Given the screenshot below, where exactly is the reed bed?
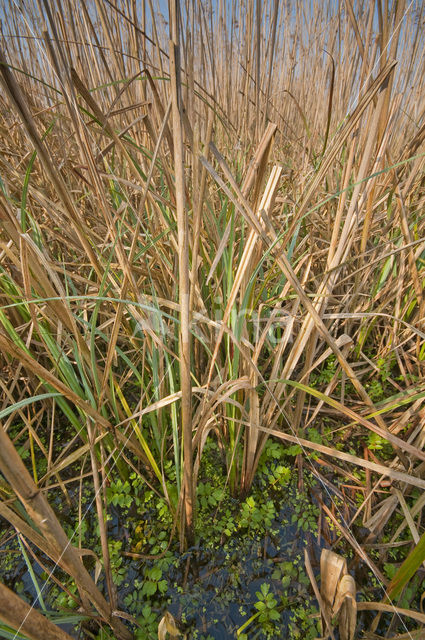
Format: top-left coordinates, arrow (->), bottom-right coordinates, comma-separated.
0,0 -> 424,638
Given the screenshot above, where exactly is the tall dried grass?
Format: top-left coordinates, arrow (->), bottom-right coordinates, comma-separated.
0,0 -> 424,637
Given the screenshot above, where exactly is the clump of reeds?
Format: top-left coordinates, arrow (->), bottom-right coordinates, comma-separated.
0,0 -> 424,638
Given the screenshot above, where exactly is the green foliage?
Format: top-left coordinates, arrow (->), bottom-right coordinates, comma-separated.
258,440 -> 291,488
384,562 -> 397,581
272,560 -> 299,588
367,432 -> 389,452
239,496 -> 276,531
108,540 -> 126,586
197,482 -> 225,510
141,565 -> 168,597
285,444 -> 302,457
238,555 -> 319,639
1,435 -> 323,639
311,355 -> 337,386
254,583 -> 281,635
291,494 -> 319,533
288,604 -> 320,640
107,478 -> 133,509
134,605 -> 158,640
366,379 -> 385,401
0,2 -> 424,639
55,583 -> 79,610
387,528 -> 425,603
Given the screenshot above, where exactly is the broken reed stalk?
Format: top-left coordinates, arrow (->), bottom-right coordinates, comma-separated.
169,0 -> 194,547
0,425 -> 132,640
0,581 -> 74,640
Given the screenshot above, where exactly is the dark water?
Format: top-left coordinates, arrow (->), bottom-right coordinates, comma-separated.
0,460 -> 391,640
0,483 -> 324,639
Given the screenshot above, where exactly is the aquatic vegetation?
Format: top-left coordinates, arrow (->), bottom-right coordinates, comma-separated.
0,0 -> 425,637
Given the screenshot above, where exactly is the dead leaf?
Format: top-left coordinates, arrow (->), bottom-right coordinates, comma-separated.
95,558 -> 102,585
335,574 -> 357,640
320,549 -> 357,640
158,611 -> 182,639
320,548 -> 347,613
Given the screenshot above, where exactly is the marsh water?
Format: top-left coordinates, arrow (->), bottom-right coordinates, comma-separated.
0,457 -> 381,639
1,481 -> 325,639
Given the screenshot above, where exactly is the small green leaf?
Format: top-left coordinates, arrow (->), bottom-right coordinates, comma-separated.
142,581 -> 157,596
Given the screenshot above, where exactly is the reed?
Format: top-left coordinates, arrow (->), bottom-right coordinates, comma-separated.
0,0 -> 424,637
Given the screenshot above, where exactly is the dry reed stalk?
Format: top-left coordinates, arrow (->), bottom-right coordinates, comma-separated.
201,133 -> 411,464
87,420 -> 116,609
0,47 -> 103,279
0,501 -> 76,576
267,62 -> 405,449
0,425 -> 132,640
169,0 -> 193,545
241,165 -> 283,490
0,2 -> 425,634
0,581 -> 74,640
